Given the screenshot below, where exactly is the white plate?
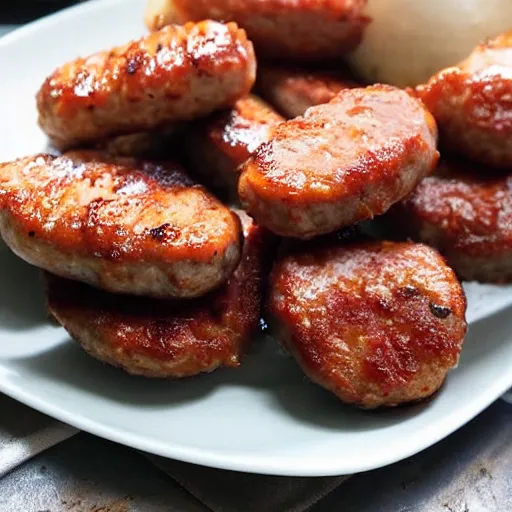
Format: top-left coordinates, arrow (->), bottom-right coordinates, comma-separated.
1,0 -> 512,477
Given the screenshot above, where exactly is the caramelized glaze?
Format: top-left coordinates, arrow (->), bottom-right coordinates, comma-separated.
0,152 -> 242,297
239,85 -> 438,238
269,240 -> 467,407
37,21 -> 256,149
417,32 -> 512,169
46,213 -> 272,377
164,0 -> 369,62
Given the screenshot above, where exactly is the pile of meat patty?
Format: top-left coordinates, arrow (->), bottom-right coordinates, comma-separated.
1,0 -> 511,409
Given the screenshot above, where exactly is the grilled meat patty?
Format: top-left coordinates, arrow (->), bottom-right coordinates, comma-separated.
0,152 -> 242,298
239,85 -> 439,239
182,95 -> 284,201
45,212 -> 270,378
417,32 -> 512,170
388,159 -> 512,283
145,0 -> 369,62
257,65 -> 357,118
37,21 -> 256,149
269,240 -> 467,408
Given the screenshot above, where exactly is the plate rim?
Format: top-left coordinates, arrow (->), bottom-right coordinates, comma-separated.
1,352 -> 511,476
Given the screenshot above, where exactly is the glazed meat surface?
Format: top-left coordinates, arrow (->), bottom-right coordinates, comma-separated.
0,152 -> 242,298
239,85 -> 439,239
257,65 -> 357,118
45,213 -> 270,378
417,32 -> 512,170
37,21 -> 256,149
145,0 -> 369,62
269,240 -> 467,408
183,95 -> 284,201
388,160 -> 512,283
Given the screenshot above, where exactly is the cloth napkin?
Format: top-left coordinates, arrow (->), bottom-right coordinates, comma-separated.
0,394 -> 77,478
0,393 -> 347,512
148,455 -> 348,512
502,390 -> 512,404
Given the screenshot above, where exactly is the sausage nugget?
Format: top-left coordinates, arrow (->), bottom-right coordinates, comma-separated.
45,213 -> 270,378
97,125 -> 179,159
257,65 -> 357,118
37,21 -> 256,150
0,152 -> 242,298
239,85 -> 439,239
269,240 -> 467,408
182,95 -> 284,201
389,160 -> 512,283
417,32 -> 512,170
145,0 -> 369,62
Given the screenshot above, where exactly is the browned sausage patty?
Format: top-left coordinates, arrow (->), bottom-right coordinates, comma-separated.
37,21 -> 256,150
257,65 -> 357,118
388,160 -> 512,283
239,85 -> 439,239
0,152 -> 242,298
97,125 -> 179,159
45,213 -> 270,378
182,95 -> 284,201
268,240 -> 467,408
417,32 -> 512,170
146,0 -> 369,62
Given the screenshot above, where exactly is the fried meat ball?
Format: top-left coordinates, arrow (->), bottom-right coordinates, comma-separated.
145,0 -> 369,62
417,32 -> 512,170
0,152 -> 242,298
257,65 -> 357,118
45,212 -> 270,378
37,21 -> 256,149
389,159 -> 512,283
268,240 -> 467,408
239,85 -> 439,239
182,95 -> 284,201
96,126 -> 179,159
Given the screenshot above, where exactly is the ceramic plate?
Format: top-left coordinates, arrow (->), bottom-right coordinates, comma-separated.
0,0 -> 511,476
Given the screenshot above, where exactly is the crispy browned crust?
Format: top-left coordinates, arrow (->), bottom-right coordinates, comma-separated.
0,152 -> 242,298
37,21 -> 256,150
148,0 -> 369,62
238,85 -> 439,239
45,213 -> 271,378
183,95 -> 284,201
388,160 -> 512,283
268,240 -> 467,408
417,32 -> 512,170
257,65 -> 357,118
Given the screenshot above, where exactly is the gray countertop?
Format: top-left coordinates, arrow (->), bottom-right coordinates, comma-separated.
1,14 -> 511,512
0,400 -> 510,511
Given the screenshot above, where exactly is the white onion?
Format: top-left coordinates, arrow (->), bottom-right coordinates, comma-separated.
348,0 -> 512,87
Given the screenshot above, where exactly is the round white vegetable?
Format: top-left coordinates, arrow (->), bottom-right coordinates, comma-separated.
348,0 -> 512,87
145,0 -> 176,31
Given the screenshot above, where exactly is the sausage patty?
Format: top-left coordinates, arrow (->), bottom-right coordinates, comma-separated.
268,240 -> 467,408
0,152 -> 242,298
145,0 -> 369,62
417,32 -> 512,170
37,21 -> 256,150
257,65 -> 357,118
97,125 -> 179,159
182,95 -> 284,201
45,213 -> 270,378
238,85 -> 439,239
388,160 -> 512,283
